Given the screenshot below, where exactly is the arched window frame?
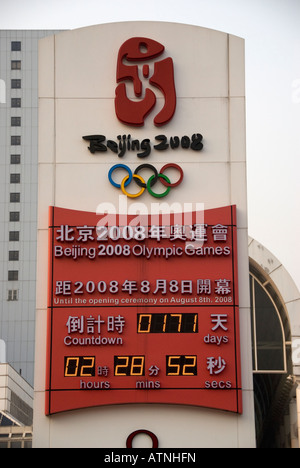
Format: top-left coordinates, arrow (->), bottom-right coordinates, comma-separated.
250,272 -> 288,374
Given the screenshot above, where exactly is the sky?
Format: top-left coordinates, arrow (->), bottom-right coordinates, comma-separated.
0,0 -> 299,290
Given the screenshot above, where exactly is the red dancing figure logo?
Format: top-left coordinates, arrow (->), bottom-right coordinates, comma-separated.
115,37 -> 176,127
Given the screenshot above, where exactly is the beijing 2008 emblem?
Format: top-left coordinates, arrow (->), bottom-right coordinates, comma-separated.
115,37 -> 177,127
82,36 -> 204,198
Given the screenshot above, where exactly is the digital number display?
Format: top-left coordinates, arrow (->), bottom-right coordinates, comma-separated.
47,206 -> 242,415
114,355 -> 197,377
166,355 -> 197,376
64,356 -> 95,377
114,355 -> 145,376
137,313 -> 198,333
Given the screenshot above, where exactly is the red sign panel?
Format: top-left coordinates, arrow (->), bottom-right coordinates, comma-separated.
46,205 -> 242,415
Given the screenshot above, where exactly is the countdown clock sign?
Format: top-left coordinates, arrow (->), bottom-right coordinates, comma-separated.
45,204 -> 242,415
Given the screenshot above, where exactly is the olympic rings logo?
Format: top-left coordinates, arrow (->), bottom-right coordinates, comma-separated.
108,163 -> 184,198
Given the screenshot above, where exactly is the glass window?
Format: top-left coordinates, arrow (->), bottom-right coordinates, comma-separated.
9,212 -> 20,222
11,117 -> 21,126
11,41 -> 21,51
10,193 -> 20,202
11,98 -> 21,107
11,136 -> 21,145
9,231 -> 20,241
8,270 -> 19,281
9,251 -> 19,261
11,79 -> 21,89
10,173 -> 20,183
10,155 -> 21,164
11,441 -> 22,448
11,60 -> 21,70
250,274 -> 285,372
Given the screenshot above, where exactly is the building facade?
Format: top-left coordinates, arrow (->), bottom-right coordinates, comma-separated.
0,31 -> 60,385
0,362 -> 33,448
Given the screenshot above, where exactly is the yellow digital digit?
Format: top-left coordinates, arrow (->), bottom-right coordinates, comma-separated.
167,356 -> 181,375
193,314 -> 198,333
182,356 -> 197,375
170,314 -> 182,332
65,357 -> 79,377
138,314 -> 151,333
115,356 -> 129,375
162,314 -> 167,332
130,356 -> 145,376
80,356 -> 95,377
